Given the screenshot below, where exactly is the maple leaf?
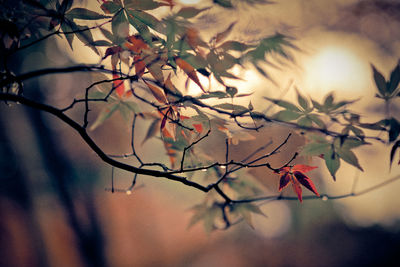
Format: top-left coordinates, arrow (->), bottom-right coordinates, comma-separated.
277,164 -> 319,203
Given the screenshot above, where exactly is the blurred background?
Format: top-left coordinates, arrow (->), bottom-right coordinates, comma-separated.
1,0 -> 400,266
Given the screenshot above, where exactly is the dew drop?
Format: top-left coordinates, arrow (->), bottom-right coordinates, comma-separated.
321,195 -> 328,201
126,190 -> 132,195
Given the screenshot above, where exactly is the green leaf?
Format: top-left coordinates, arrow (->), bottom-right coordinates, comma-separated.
101,1 -> 121,14
296,89 -> 309,111
90,103 -> 119,130
91,72 -> 113,92
213,103 -> 249,114
100,27 -> 115,42
337,148 -> 363,171
142,119 -> 160,144
60,0 -> 73,14
372,64 -> 387,97
203,205 -> 220,233
390,140 -> 400,168
274,110 -> 302,121
124,0 -> 166,10
120,101 -> 140,114
118,102 -> 131,122
311,99 -> 323,112
300,142 -> 330,157
308,114 -> 325,128
176,7 -> 210,18
297,116 -> 312,127
388,62 -> 400,94
112,10 -> 129,44
213,0 -> 234,8
187,204 -> 207,229
388,118 -> 400,142
323,93 -> 334,108
218,41 -> 253,52
126,9 -> 152,44
67,20 -> 99,55
60,23 -> 74,49
196,91 -> 229,99
338,137 -> 365,150
127,9 -> 161,30
67,8 -> 109,20
88,90 -> 107,99
264,97 -> 300,112
90,40 -> 113,46
226,86 -> 238,97
324,149 -> 340,181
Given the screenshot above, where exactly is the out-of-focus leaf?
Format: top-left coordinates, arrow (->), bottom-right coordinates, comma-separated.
142,119 -> 160,144
88,90 -> 107,99
214,22 -> 236,43
67,8 -> 109,20
296,89 -> 309,111
297,116 -> 312,127
187,204 -> 208,229
372,64 -> 388,97
213,103 -> 249,115
203,205 -> 220,233
196,91 -> 228,99
323,93 -> 334,108
264,97 -> 300,112
226,86 -> 238,97
90,72 -> 113,92
90,40 -> 113,46
274,110 -> 301,121
218,41 -> 253,51
388,62 -> 400,94
125,0 -> 168,10
121,101 -> 140,113
390,140 -> 400,168
90,103 -> 119,130
388,118 -> 400,142
213,0 -> 234,8
176,7 -> 210,18
308,114 -> 325,128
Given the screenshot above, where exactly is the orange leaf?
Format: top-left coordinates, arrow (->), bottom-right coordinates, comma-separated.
134,55 -> 145,77
215,22 -> 236,44
292,164 -> 317,173
291,178 -> 303,203
112,73 -> 125,97
143,80 -> 168,103
193,123 -> 203,133
125,35 -> 148,54
175,57 -> 205,92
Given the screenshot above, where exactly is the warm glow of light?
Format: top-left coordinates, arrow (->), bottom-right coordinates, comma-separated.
179,0 -> 202,4
303,46 -> 370,97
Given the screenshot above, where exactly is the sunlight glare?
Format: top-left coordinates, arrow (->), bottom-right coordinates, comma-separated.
178,0 -> 202,4
303,46 -> 369,97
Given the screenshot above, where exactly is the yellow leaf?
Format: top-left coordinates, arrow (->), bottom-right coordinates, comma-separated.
143,80 -> 168,104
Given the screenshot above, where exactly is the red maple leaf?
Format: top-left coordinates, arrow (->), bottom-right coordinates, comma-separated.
278,164 -> 320,203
